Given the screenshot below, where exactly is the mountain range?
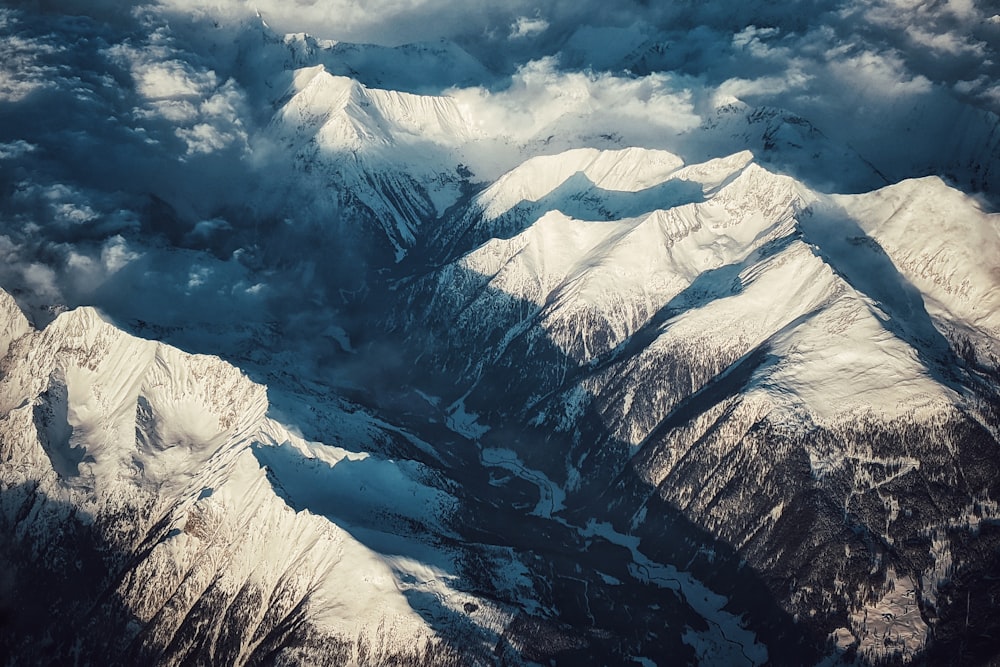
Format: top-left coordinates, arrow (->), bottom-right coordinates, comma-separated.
1,4 -> 1000,665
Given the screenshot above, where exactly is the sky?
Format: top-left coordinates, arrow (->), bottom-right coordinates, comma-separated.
0,0 -> 998,367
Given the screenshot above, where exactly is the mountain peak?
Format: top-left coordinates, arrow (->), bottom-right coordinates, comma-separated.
477,147 -> 686,221
0,289 -> 30,361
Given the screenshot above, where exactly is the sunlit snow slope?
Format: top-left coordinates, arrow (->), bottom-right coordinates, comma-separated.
0,289 -> 522,664
394,148 -> 1000,665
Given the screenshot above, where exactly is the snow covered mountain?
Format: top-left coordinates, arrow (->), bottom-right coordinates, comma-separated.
2,4 -> 1000,666
0,286 -> 780,665
262,64 -> 477,263
389,148 -> 1000,664
0,289 -> 505,664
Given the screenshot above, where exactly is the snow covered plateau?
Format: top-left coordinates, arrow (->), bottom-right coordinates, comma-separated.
2,2 -> 1000,665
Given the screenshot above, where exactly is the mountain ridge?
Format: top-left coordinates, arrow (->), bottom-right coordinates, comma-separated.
3,7 -> 1000,664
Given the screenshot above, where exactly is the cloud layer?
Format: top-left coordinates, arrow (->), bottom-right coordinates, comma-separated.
147,0 -> 1000,111
0,0 -> 997,375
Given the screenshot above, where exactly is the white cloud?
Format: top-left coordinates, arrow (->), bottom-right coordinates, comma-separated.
0,234 -> 18,257
0,140 -> 36,160
133,59 -> 217,99
176,121 -> 245,156
101,236 -> 141,274
22,263 -> 60,300
840,0 -> 999,80
731,25 -> 783,56
453,57 -> 697,133
445,58 -> 700,178
54,201 -> 99,225
64,250 -> 104,294
904,25 -> 986,57
714,71 -> 809,103
0,23 -> 62,102
944,0 -> 977,21
104,38 -> 249,157
189,218 -> 232,237
186,265 -> 211,290
827,49 -> 933,98
159,0 -> 495,45
509,16 -> 549,40
142,99 -> 199,123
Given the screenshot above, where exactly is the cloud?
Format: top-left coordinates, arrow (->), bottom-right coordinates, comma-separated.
0,0 -> 997,354
106,41 -> 249,157
509,16 -> 549,40
447,58 -> 700,177
905,24 -> 986,57
0,140 -> 36,160
158,0 -> 497,46
0,10 -> 64,102
101,236 -> 142,274
832,0 -> 1000,103
129,0 -> 1000,150
131,58 -> 217,99
175,120 -> 244,156
0,7 -> 252,321
22,263 -> 60,301
827,48 -> 934,98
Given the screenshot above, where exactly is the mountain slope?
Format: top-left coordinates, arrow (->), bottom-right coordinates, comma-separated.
0,293 -> 513,665
261,65 -> 476,262
2,8 -> 1000,664
390,149 -> 1000,664
0,286 -> 807,665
